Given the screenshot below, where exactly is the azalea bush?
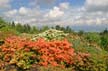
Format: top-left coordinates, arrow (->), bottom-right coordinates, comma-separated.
0,36 -> 76,70
32,29 -> 68,41
0,36 -> 107,71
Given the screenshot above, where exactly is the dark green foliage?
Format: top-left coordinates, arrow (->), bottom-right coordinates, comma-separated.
54,25 -> 73,33
100,34 -> 108,51
100,28 -> 108,51
64,26 -> 72,33
84,33 -> 101,44
15,23 -> 24,33
78,30 -> 84,36
55,25 -> 61,30
100,28 -> 108,35
0,18 -> 6,29
30,26 -> 39,34
40,26 -> 49,32
103,28 -> 108,34
11,21 -> 15,27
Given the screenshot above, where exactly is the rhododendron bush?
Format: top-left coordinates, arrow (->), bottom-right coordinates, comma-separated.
0,36 -> 96,70
0,36 -> 75,67
32,29 -> 68,41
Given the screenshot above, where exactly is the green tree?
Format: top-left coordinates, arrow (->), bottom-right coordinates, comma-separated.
23,24 -> 32,33
0,17 -> 6,29
60,27 -> 65,31
40,26 -> 49,32
55,25 -> 61,30
78,30 -> 84,36
100,34 -> 108,51
11,21 -> 15,27
15,23 -> 24,33
103,28 -> 108,34
84,33 -> 101,44
100,28 -> 108,35
31,26 -> 38,33
65,26 -> 72,33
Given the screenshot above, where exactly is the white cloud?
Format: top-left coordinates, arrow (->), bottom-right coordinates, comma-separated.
19,7 -> 28,15
0,0 -> 11,9
59,2 -> 69,10
45,6 -> 64,18
81,0 -> 108,26
4,9 -> 17,17
44,2 -> 69,18
4,7 -> 28,17
86,0 -> 108,6
3,6 -> 44,25
4,7 -> 29,17
85,0 -> 108,12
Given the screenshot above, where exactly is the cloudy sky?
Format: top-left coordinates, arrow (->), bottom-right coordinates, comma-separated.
0,0 -> 108,31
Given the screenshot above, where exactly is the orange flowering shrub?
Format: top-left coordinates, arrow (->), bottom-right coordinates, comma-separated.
0,36 -> 75,66
0,36 -> 91,70
32,39 -> 75,67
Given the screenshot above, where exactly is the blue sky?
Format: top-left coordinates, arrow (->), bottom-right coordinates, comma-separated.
11,0 -> 85,9
11,0 -> 30,9
0,0 -> 108,31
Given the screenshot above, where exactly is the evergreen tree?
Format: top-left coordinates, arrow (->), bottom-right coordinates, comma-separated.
11,21 -> 15,27
40,26 -> 49,32
0,17 -> 6,29
78,30 -> 84,36
101,35 -> 108,51
100,28 -> 108,35
16,23 -> 24,33
23,24 -> 31,33
31,26 -> 38,33
55,25 -> 61,30
103,28 -> 108,34
65,26 -> 72,33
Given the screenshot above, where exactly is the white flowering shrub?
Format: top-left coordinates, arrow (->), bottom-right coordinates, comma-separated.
32,29 -> 68,40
